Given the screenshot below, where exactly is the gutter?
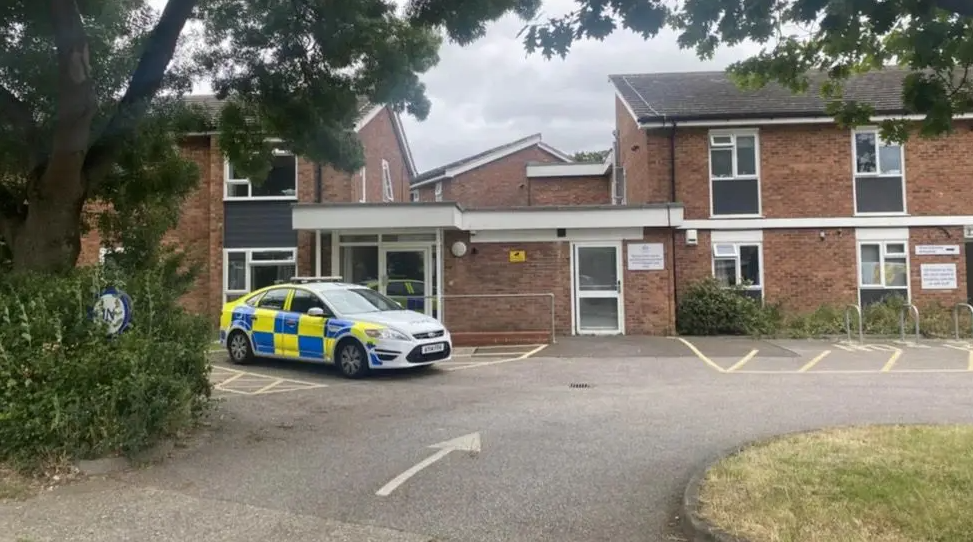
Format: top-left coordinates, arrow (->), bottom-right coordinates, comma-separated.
666,120 -> 680,329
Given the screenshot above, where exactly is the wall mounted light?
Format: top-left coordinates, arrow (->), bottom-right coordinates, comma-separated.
451,241 -> 468,258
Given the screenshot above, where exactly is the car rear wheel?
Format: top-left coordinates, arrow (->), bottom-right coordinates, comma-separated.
337,339 -> 369,379
227,331 -> 254,365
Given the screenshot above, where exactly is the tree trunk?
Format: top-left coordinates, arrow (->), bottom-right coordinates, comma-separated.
9,174 -> 85,274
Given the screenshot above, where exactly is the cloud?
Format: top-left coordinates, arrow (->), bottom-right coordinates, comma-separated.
400,2 -> 764,171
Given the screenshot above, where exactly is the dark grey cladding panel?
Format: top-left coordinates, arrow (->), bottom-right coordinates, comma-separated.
223,201 -> 297,248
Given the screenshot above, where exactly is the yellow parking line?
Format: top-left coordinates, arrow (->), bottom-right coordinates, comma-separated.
944,344 -> 970,352
726,350 -> 758,372
442,344 -> 548,372
672,337 -> 725,373
799,350 -> 831,373
210,365 -> 329,388
968,350 -> 973,372
254,379 -> 284,394
881,348 -> 902,372
735,368 -> 973,374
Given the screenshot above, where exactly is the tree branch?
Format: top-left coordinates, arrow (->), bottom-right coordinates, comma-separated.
934,0 -> 973,18
82,0 -> 199,188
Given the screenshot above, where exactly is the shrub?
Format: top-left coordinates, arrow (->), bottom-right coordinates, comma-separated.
676,279 -> 777,336
0,262 -> 212,468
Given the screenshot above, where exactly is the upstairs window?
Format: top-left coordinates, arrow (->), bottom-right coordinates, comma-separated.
225,151 -> 298,200
359,166 -> 367,203
853,129 -> 905,214
434,181 -> 443,202
382,159 -> 394,202
709,130 -> 760,216
410,189 -> 419,202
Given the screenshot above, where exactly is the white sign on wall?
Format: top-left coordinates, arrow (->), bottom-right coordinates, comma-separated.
627,243 -> 665,271
920,263 -> 958,290
915,245 -> 960,256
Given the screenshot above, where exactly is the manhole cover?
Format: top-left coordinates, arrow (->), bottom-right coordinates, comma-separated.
569,383 -> 592,389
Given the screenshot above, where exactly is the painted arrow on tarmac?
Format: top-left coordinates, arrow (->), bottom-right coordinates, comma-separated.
375,432 -> 481,497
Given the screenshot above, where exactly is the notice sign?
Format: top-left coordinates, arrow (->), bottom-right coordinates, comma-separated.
920,263 -> 957,289
508,250 -> 526,263
627,243 -> 665,271
915,244 -> 960,256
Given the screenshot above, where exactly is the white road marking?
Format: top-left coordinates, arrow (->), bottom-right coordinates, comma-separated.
376,432 -> 481,497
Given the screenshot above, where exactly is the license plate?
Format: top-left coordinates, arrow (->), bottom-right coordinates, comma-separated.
421,343 -> 445,354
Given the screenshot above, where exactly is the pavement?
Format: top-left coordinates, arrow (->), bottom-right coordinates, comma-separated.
4,336 -> 973,542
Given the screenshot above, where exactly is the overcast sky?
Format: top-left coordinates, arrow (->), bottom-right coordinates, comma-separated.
156,0 -> 762,173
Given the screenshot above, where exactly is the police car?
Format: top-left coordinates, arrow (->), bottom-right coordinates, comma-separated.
218,276 -> 452,378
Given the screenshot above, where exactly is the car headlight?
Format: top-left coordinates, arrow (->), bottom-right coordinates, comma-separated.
365,327 -> 410,341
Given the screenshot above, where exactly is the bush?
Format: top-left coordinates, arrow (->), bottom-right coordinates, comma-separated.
0,262 -> 212,467
676,279 -> 778,336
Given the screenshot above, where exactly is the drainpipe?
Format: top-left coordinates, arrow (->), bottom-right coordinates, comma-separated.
313,162 -> 323,274
667,121 -> 680,322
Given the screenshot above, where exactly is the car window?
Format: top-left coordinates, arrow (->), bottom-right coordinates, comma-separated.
290,289 -> 330,315
244,292 -> 264,306
411,281 -> 425,296
256,288 -> 290,310
322,288 -> 401,314
386,281 -> 409,296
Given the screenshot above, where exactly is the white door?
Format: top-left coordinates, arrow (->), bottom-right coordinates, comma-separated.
573,242 -> 624,334
380,246 -> 432,315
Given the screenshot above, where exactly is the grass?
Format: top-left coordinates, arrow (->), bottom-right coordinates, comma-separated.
0,467 -> 33,501
698,425 -> 973,542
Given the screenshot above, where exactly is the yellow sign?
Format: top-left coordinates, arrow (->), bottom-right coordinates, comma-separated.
509,250 -> 526,263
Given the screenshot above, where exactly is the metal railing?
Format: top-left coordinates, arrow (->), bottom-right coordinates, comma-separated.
954,303 -> 973,341
844,304 -> 863,343
389,292 -> 557,344
899,303 -> 920,343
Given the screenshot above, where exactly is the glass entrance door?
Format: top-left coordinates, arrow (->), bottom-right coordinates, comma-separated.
573,242 -> 623,334
381,247 -> 432,315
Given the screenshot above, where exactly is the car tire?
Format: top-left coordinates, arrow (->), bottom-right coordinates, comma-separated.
226,330 -> 254,365
336,338 -> 369,379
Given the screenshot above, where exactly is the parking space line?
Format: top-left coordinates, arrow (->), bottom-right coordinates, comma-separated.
799,350 -> 831,372
881,348 -> 902,372
210,365 -> 330,388
726,350 -> 758,372
442,344 -> 548,372
672,337 -> 726,373
736,368 -> 973,375
968,350 -> 973,372
254,379 -> 284,394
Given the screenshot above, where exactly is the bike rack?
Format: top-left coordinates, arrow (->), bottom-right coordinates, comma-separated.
954,303 -> 973,341
900,304 -> 920,344
844,304 -> 863,343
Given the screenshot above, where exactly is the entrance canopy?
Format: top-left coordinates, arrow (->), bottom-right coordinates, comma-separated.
291,202 -> 684,231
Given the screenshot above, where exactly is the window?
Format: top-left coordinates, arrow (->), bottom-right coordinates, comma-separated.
224,152 -> 298,200
434,182 -> 443,202
712,242 -> 762,301
99,246 -> 124,270
360,166 -> 367,203
256,288 -> 290,310
410,189 -> 419,202
289,289 -> 329,315
382,159 -> 394,202
858,241 -> 909,305
853,129 -> 905,214
709,130 -> 760,216
223,249 -> 297,303
321,288 -> 401,314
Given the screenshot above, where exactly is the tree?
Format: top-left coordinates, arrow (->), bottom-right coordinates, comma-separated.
1,0 -> 441,273
572,150 -> 610,162
410,0 -> 973,143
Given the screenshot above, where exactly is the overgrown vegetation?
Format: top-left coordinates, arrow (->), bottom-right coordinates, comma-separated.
0,262 -> 212,468
676,278 -> 965,339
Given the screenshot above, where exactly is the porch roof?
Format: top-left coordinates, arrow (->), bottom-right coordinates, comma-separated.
292,202 -> 684,231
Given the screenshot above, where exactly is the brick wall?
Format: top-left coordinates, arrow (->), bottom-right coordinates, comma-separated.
616,97 -> 671,205
909,227 -> 967,307
529,176 -> 611,205
415,144 -> 566,207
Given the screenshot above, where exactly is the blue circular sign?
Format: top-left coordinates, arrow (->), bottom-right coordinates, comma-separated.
91,286 -> 133,335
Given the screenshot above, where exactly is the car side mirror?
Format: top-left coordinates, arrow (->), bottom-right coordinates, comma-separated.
307,307 -> 325,317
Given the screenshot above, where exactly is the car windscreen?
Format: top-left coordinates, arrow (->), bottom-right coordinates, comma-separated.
321,288 -> 401,314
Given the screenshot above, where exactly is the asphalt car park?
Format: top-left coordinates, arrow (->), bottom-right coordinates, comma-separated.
9,336 -> 973,542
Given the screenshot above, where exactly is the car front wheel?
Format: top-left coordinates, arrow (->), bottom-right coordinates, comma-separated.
337,339 -> 369,379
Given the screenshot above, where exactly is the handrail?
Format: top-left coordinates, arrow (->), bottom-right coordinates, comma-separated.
954,303 -> 973,341
900,303 -> 920,343
844,304 -> 863,343
396,293 -> 557,344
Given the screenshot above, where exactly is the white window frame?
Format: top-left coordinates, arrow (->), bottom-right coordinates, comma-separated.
360,166 -> 367,203
434,181 -> 443,202
410,189 -> 419,202
382,159 -> 394,202
223,150 -> 299,201
851,127 -> 907,216
708,129 -> 761,218
99,246 -> 124,264
711,242 -> 764,295
222,248 -> 298,304
856,238 -> 910,301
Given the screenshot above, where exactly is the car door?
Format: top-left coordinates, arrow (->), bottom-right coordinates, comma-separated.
251,287 -> 292,356
288,288 -> 332,360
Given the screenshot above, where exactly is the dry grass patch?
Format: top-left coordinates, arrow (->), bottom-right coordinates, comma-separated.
0,467 -> 34,501
699,425 -> 973,542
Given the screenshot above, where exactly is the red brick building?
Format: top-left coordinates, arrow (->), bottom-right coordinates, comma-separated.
84,67 -> 973,343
